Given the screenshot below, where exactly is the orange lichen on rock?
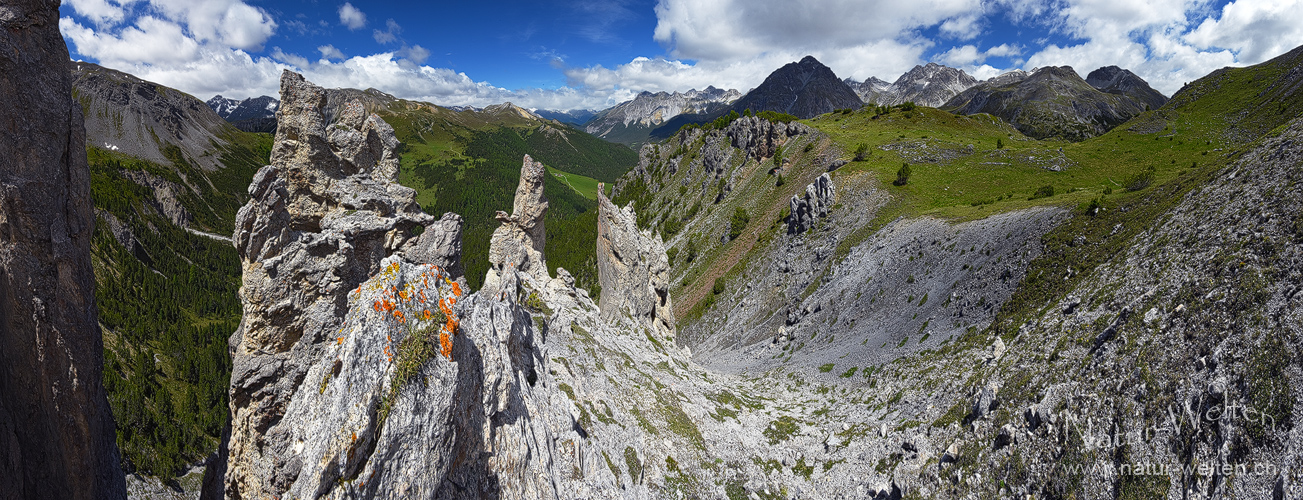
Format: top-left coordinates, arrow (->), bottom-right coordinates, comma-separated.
439,331 -> 452,359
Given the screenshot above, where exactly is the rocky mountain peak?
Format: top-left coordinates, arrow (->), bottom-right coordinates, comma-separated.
985,69 -> 1029,87
728,55 -> 863,118
1086,65 -> 1168,110
596,187 -> 676,340
1032,65 -> 1080,79
877,62 -> 979,107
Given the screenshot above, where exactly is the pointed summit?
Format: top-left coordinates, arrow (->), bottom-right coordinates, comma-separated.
1086,66 -> 1168,110
729,55 -> 863,118
877,63 -> 978,107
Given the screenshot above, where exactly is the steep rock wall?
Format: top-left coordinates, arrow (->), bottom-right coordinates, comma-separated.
596,187 -> 676,340
0,0 -> 126,497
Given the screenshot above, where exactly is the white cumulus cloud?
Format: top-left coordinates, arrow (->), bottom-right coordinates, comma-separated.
317,45 -> 346,61
64,0 -> 129,27
58,0 -> 1303,112
1185,0 -> 1303,63
338,2 -> 367,30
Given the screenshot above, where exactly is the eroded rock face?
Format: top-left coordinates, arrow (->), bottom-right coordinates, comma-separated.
483,155 -> 550,292
596,187 -> 676,340
273,257 -> 561,499
225,71 -> 461,498
788,173 -> 835,234
0,1 -> 126,497
225,118 -> 619,497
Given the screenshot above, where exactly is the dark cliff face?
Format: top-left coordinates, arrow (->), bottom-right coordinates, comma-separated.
0,0 -> 126,498
730,56 -> 864,118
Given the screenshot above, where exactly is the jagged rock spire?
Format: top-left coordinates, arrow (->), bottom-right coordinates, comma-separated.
484,154 -> 550,293
595,185 -> 676,339
224,70 -> 463,498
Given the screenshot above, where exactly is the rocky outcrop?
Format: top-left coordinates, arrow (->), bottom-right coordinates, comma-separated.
224,71 -> 458,498
730,56 -> 864,118
788,173 -> 835,234
405,212 -> 466,278
482,155 -> 550,292
596,187 -> 676,340
0,0 -> 126,497
121,169 -> 193,227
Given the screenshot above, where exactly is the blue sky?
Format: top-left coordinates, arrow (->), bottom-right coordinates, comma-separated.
59,0 -> 1303,111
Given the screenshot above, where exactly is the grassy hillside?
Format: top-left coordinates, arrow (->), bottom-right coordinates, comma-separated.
381,102 -> 637,291
548,166 -> 602,200
616,43 -> 1303,328
90,131 -> 270,478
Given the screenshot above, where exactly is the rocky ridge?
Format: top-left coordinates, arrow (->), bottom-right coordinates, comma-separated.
943,65 -> 1158,140
222,71 -> 719,499
0,0 -> 126,497
73,62 -> 232,170
584,87 -> 741,146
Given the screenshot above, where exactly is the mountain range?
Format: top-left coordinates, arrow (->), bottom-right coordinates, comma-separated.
205,94 -> 279,133
859,62 -> 981,107
943,65 -> 1167,140
582,86 -> 741,148
9,4 -> 1303,497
